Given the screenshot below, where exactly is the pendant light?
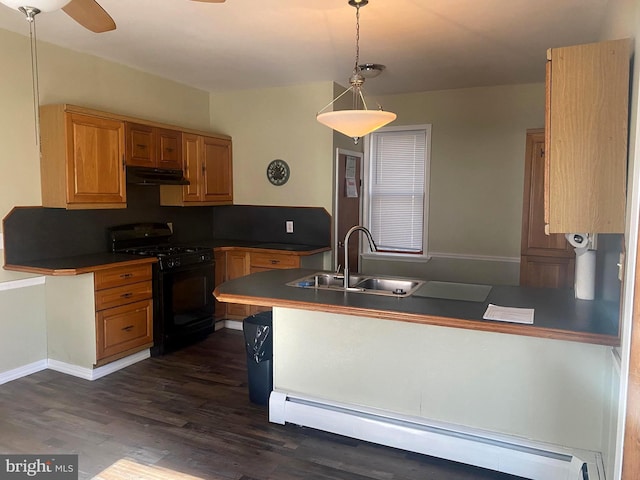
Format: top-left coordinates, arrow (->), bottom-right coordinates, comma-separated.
316,0 -> 396,144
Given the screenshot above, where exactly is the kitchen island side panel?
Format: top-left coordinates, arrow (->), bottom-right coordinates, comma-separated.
273,307 -> 610,452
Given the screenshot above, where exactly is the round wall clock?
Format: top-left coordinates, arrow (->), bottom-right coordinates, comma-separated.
266,159 -> 290,186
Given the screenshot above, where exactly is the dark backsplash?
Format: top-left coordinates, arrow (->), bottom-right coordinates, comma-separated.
3,185 -> 331,264
212,205 -> 330,246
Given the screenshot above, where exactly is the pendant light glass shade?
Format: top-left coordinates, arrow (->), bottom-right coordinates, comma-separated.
316,0 -> 396,144
0,0 -> 69,11
317,110 -> 396,139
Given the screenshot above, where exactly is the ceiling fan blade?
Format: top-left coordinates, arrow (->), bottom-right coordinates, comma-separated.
61,0 -> 115,33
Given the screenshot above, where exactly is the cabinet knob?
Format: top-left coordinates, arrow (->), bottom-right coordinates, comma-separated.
121,292 -> 133,298
120,273 -> 133,279
121,325 -> 134,332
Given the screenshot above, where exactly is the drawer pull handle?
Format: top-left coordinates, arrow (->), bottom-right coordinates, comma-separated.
136,144 -> 147,148
166,148 -> 173,153
121,292 -> 133,298
122,325 -> 134,332
270,260 -> 279,264
120,273 -> 133,279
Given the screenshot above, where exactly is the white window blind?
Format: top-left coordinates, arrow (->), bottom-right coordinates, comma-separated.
369,129 -> 427,253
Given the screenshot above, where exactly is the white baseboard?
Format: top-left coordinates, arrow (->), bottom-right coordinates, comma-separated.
48,350 -> 150,381
0,350 -> 152,386
223,319 -> 243,331
0,360 -> 48,385
270,390 -> 603,480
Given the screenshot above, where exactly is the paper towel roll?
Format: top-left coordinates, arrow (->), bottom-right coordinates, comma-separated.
574,249 -> 596,300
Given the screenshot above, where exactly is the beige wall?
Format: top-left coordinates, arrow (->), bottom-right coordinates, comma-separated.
209,82 -> 335,212
209,81 -> 544,284
376,83 -> 545,258
274,307 -> 611,452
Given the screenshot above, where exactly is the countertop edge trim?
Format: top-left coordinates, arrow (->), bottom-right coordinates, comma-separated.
4,257 -> 157,276
214,291 -> 620,347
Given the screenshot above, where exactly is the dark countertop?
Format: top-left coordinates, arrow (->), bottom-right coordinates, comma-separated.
214,268 -> 620,347
4,253 -> 157,276
2,241 -> 328,276
201,239 -> 331,254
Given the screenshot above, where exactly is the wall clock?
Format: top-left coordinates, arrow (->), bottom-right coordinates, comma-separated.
266,159 -> 290,186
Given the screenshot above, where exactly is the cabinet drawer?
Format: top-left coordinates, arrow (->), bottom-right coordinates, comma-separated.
95,264 -> 152,290
96,300 -> 153,360
250,252 -> 299,269
95,281 -> 152,311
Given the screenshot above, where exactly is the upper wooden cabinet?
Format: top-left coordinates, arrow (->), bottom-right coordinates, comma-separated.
39,104 -> 232,210
125,122 -> 182,170
160,133 -> 233,206
40,104 -> 126,209
545,39 -> 631,233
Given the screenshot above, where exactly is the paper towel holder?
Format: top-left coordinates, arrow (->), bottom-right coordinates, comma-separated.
565,233 -> 591,250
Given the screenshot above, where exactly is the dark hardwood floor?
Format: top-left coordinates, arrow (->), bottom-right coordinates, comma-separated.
0,329 -> 527,480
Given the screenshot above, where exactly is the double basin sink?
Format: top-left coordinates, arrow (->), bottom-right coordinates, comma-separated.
287,272 -> 425,297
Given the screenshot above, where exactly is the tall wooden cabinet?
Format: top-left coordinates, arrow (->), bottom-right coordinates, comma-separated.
545,39 -> 630,233
520,129 -> 574,288
40,105 -> 126,209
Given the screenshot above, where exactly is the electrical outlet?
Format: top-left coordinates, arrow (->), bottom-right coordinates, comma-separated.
286,221 -> 294,233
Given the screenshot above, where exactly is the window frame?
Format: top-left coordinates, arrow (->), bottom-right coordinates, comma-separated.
362,124 -> 432,261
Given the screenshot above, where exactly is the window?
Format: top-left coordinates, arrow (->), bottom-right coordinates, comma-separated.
364,125 -> 430,256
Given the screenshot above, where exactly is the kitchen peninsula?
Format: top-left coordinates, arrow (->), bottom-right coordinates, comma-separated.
214,268 -> 620,480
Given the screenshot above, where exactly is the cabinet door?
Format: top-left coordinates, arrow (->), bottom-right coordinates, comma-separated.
156,128 -> 183,170
125,122 -> 155,167
214,250 -> 227,320
202,136 -> 233,203
520,256 -> 574,289
182,133 -> 202,202
66,113 -> 126,205
96,299 -> 153,361
520,130 -> 574,288
226,250 -> 249,317
545,39 -> 630,233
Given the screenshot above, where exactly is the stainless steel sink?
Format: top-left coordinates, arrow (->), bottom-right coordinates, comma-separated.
287,272 -> 424,297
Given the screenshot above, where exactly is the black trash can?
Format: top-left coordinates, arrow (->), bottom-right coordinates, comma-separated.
242,311 -> 273,405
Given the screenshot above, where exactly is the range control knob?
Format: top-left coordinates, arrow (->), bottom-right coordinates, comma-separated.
174,258 -> 181,268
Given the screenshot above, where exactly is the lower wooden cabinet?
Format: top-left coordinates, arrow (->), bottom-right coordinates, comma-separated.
94,263 -> 153,365
215,249 -> 302,319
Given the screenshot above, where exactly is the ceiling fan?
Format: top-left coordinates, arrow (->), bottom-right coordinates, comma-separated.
0,0 -> 226,33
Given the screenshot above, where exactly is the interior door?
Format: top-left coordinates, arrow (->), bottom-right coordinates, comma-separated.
334,149 -> 363,272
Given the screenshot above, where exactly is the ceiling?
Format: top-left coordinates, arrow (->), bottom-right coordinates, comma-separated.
0,0 -> 609,96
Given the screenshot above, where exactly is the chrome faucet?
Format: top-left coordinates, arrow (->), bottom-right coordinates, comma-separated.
343,225 -> 377,289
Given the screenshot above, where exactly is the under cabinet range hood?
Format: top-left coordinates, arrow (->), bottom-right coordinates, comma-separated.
126,166 -> 189,186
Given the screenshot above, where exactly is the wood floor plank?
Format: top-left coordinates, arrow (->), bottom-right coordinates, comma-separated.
0,329 -> 526,480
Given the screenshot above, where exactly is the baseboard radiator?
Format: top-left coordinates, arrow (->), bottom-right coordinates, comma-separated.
269,391 -> 603,480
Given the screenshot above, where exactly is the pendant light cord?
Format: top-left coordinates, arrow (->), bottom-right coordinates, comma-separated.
353,4 -> 360,73
21,7 -> 41,146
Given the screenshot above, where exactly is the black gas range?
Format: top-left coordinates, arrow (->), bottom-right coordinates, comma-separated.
109,223 -> 216,356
